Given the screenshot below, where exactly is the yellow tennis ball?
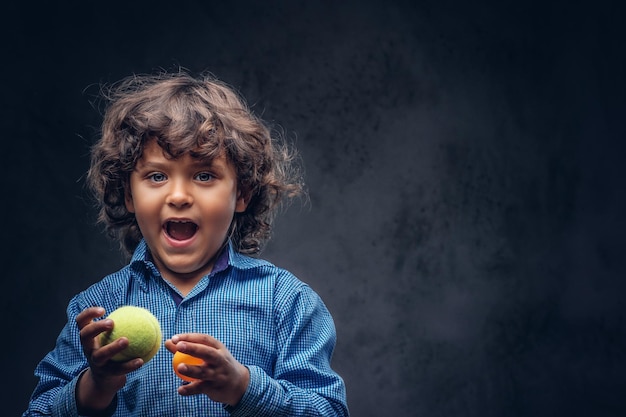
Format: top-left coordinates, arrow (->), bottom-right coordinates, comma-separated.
99,306 -> 162,363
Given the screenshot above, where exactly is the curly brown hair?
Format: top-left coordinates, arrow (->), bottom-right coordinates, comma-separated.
87,70 -> 304,256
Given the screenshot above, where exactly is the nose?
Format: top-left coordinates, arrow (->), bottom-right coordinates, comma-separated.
165,179 -> 193,208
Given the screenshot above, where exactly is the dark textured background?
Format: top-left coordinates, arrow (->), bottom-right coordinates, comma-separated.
3,1 -> 626,416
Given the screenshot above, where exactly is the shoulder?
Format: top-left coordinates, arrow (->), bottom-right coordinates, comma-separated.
229,250 -> 307,290
233,253 -> 330,310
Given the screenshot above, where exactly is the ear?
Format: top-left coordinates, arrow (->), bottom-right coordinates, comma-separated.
125,186 -> 136,213
235,188 -> 249,213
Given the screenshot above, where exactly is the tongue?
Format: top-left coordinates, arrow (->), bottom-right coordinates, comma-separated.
167,222 -> 197,241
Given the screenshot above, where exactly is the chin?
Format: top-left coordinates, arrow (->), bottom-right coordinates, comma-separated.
168,259 -> 212,275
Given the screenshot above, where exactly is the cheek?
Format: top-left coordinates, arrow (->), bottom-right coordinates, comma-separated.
129,197 -> 162,224
202,193 -> 238,222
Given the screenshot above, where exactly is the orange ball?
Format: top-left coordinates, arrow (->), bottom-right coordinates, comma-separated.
172,351 -> 204,382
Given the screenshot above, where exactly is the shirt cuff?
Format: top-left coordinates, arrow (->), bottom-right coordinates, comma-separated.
51,369 -> 117,417
50,369 -> 82,417
223,365 -> 279,417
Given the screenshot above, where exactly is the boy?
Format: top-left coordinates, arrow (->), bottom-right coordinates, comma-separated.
23,71 -> 349,416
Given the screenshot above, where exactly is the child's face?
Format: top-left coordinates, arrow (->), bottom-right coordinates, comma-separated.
125,139 -> 247,286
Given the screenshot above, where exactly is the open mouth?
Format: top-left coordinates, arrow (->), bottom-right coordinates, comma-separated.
164,220 -> 198,241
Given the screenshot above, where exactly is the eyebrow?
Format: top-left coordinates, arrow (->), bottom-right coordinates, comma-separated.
133,159 -> 169,171
134,156 -> 227,173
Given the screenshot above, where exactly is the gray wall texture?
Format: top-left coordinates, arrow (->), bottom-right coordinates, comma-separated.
3,0 -> 625,416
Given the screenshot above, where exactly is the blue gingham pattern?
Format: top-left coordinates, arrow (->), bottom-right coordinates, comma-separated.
23,240 -> 348,416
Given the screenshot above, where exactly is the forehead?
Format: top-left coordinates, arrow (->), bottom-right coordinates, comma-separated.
137,138 -> 231,169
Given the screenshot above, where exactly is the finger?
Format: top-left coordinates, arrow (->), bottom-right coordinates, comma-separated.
76,307 -> 106,329
112,358 -> 144,375
164,339 -> 177,354
80,318 -> 114,344
174,341 -> 222,365
177,380 -> 204,396
92,356 -> 144,377
91,337 -> 130,366
172,333 -> 224,349
174,361 -> 205,382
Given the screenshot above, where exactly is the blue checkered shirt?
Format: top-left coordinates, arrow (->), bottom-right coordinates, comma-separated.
23,240 -> 348,416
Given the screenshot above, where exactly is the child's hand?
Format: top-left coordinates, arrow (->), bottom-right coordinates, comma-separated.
165,333 -> 250,406
76,307 -> 144,395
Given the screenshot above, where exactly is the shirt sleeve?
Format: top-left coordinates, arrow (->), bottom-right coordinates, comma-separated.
225,281 -> 349,417
22,296 -> 116,417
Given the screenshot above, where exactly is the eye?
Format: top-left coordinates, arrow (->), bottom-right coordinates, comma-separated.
148,172 -> 167,182
195,172 -> 214,182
